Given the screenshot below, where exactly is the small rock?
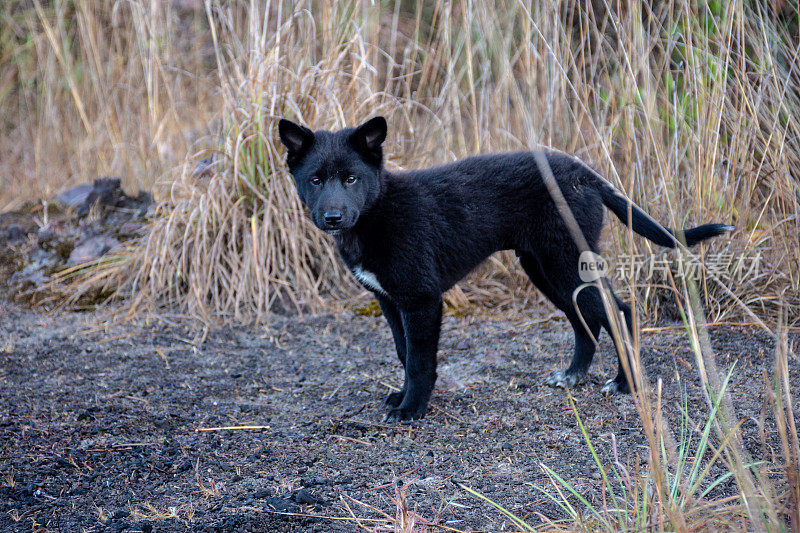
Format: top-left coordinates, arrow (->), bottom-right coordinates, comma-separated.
293,488 -> 324,505
264,496 -> 298,514
56,177 -> 124,216
56,183 -> 94,210
6,224 -> 26,243
67,236 -> 120,266
82,177 -> 123,214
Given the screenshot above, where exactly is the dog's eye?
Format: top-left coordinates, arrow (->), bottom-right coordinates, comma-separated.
310,177 -> 322,186
345,175 -> 358,185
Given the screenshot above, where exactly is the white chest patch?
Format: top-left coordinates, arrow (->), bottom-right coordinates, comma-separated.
353,265 -> 387,295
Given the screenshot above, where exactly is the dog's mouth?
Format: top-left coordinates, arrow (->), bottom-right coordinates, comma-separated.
324,225 -> 355,236
320,223 -> 355,236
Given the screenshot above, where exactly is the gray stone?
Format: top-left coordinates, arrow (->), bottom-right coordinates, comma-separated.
6,224 -> 26,243
67,236 -> 121,266
56,184 -> 94,209
55,177 -> 123,215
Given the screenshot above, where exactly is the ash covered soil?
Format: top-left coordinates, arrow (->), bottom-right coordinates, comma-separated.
0,304 -> 795,532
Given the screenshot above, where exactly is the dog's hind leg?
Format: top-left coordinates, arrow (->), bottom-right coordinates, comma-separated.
599,293 -> 635,394
519,250 -> 605,389
551,312 -> 602,388
376,295 -> 407,408
547,266 -> 636,394
561,284 -> 637,395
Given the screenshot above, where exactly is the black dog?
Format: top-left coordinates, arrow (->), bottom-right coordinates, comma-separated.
278,116 -> 731,422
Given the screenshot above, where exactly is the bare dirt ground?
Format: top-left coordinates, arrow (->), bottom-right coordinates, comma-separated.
0,301 -> 795,532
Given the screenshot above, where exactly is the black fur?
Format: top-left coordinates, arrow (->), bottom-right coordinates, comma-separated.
278,117 -> 732,422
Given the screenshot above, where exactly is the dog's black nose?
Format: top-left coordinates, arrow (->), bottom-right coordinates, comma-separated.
324,210 -> 343,225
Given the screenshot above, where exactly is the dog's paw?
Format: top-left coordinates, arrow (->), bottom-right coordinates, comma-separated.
384,391 -> 405,408
600,378 -> 630,395
384,406 -> 425,424
545,369 -> 584,389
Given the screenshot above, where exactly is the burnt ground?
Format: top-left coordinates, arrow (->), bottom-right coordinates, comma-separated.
0,303 -> 797,532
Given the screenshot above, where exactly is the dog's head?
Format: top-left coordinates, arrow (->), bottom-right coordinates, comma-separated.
278,117 -> 386,234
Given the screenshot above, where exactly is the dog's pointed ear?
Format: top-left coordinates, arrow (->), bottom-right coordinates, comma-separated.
278,119 -> 314,163
353,117 -> 387,150
349,117 -> 387,164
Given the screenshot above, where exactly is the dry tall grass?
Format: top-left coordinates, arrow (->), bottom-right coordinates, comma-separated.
4,0 -> 797,323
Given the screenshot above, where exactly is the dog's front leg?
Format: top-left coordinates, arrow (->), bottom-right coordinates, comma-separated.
385,297 -> 442,422
376,295 -> 407,408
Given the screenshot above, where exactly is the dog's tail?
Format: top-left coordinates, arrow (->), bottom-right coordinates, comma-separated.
593,175 -> 733,248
